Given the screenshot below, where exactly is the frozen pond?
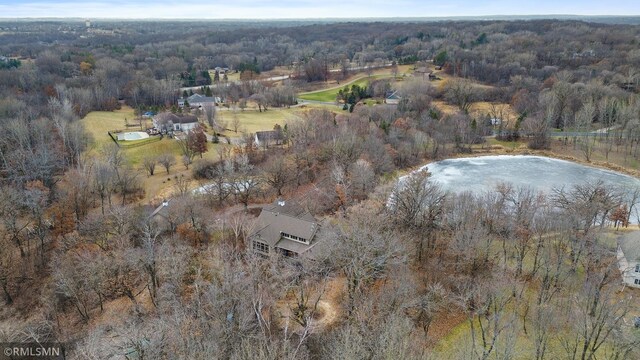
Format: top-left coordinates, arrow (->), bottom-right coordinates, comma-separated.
417,155 -> 640,195
117,131 -> 149,141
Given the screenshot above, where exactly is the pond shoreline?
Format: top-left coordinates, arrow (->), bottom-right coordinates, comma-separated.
396,146 -> 640,181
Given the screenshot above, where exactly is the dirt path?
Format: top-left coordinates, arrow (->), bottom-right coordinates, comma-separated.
275,277 -> 344,333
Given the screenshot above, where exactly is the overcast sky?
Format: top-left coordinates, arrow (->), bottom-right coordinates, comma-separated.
1,0 -> 639,19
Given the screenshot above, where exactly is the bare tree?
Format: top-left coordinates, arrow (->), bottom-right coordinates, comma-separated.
444,79 -> 476,114
261,156 -> 293,196
203,102 -> 217,128
157,153 -> 176,174
93,161 -> 116,215
349,159 -> 376,200
229,155 -> 261,209
329,206 -> 402,316
143,156 -> 157,176
390,170 -> 446,262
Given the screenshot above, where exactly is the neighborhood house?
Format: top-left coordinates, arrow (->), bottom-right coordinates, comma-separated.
385,90 -> 401,105
152,112 -> 200,133
254,130 -> 284,148
249,200 -> 320,257
178,93 -> 217,108
617,232 -> 640,288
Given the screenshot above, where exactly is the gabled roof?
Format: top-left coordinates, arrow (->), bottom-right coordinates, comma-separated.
176,114 -> 198,124
154,112 -> 198,125
255,130 -> 283,142
250,200 -> 319,253
187,94 -> 215,103
619,232 -> 640,262
386,90 -> 401,100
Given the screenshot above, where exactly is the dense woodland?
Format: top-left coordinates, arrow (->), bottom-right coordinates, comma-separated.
2,18 -> 640,359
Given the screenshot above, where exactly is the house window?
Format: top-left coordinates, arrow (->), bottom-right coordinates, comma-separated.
635,264 -> 640,273
253,241 -> 269,254
281,232 -> 307,244
635,279 -> 640,285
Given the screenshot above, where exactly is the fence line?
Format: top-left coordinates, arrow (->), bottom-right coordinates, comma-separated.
106,131 -> 161,149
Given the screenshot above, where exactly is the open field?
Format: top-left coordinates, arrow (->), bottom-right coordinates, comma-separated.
82,106 -> 139,147
217,107 -> 305,137
206,69 -> 240,83
297,64 -> 412,95
299,74 -> 400,102
432,100 -> 517,122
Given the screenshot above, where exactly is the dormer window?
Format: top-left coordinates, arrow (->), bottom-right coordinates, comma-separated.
281,232 -> 308,244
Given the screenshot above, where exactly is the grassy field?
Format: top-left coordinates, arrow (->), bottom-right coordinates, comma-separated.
82,106 -> 138,147
432,100 -> 517,122
216,107 -> 303,137
206,70 -> 240,83
298,64 -> 412,102
299,74 -> 395,102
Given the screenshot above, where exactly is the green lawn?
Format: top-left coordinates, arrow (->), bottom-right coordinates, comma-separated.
217,108 -> 301,137
82,106 -> 137,148
81,106 -> 181,166
298,74 -> 394,102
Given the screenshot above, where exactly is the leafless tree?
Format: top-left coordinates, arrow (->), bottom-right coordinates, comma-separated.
262,156 -> 293,196
157,153 -> 176,174
203,102 -> 217,128
329,206 -> 403,316
444,79 -> 476,114
349,159 -> 376,200
143,156 -> 157,176
229,155 -> 261,209
391,170 -> 446,262
93,161 -> 116,215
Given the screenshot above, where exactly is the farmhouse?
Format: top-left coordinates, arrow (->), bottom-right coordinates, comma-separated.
617,232 -> 640,288
153,112 -> 200,133
249,200 -> 320,257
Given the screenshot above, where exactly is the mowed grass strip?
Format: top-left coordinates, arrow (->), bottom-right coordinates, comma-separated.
298,74 -> 394,102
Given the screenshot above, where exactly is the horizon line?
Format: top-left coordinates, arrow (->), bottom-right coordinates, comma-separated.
0,14 -> 639,21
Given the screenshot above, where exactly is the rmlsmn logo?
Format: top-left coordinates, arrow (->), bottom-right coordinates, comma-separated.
1,343 -> 65,360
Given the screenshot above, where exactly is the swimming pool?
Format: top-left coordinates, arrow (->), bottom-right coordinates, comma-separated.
116,132 -> 150,141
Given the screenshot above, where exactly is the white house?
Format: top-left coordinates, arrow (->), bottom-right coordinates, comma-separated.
153,113 -> 200,133
617,232 -> 640,288
178,94 -> 216,108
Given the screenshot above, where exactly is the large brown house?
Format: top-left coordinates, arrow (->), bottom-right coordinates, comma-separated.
249,200 -> 320,257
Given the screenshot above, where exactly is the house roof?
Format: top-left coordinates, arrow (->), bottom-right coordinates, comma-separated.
386,91 -> 401,100
177,114 -> 198,124
250,200 -> 319,253
154,112 -> 198,125
255,130 -> 283,142
619,232 -> 640,262
187,94 -> 215,103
